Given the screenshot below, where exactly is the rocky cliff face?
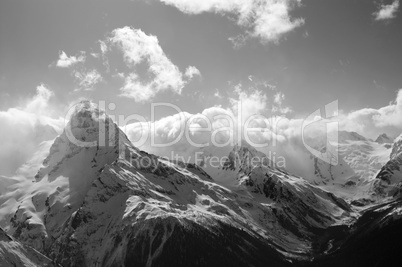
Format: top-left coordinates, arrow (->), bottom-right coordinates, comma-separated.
0,227 -> 57,267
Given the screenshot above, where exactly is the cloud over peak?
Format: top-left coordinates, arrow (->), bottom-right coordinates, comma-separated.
0,85 -> 63,176
374,0 -> 400,21
24,84 -> 54,114
156,0 -> 304,44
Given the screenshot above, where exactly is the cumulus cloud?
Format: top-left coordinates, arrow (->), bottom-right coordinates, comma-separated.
155,0 -> 304,44
50,27 -> 200,98
374,0 -> 400,21
184,66 -> 201,79
272,92 -> 292,114
0,85 -> 64,177
56,51 -> 86,68
53,50 -> 103,91
230,85 -> 268,121
106,27 -> 199,102
214,89 -> 223,99
73,69 -> 103,91
24,84 -> 55,114
229,81 -> 291,118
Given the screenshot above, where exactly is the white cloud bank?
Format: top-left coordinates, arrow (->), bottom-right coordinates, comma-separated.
123,85 -> 280,156
374,0 -> 400,21
154,0 -> 304,44
106,27 -> 201,102
0,85 -> 63,177
340,88 -> 402,138
123,88 -> 402,167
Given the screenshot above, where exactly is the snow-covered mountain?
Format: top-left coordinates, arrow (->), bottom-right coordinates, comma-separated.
196,130 -> 389,192
210,130 -> 391,202
337,132 -> 391,186
0,103 -> 354,266
291,131 -> 391,201
1,102 -> 402,266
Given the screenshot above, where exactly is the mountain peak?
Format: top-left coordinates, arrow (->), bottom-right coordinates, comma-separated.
223,141 -> 272,172
375,133 -> 393,144
12,102 -> 137,243
37,101 -> 130,181
66,101 -> 113,144
60,101 -> 135,153
69,101 -> 107,127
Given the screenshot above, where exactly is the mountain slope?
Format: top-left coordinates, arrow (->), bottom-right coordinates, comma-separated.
45,141 -> 351,266
294,131 -> 391,201
304,199 -> 402,266
0,227 -> 56,267
373,134 -> 402,197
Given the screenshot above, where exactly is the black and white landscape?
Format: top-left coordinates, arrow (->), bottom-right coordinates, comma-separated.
1,1 -> 402,266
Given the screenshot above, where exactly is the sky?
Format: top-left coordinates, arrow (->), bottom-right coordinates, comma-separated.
1,0 -> 402,176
